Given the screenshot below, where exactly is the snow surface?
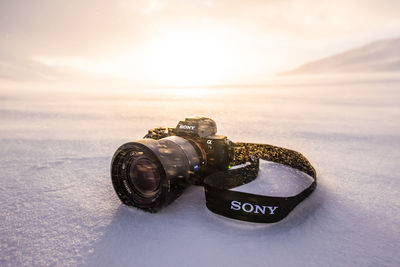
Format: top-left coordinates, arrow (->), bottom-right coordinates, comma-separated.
1,79 -> 399,266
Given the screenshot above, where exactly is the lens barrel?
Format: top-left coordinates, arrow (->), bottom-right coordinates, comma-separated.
111,136 -> 201,211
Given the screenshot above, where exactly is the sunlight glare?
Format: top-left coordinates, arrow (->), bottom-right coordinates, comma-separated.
141,32 -> 232,86
33,31 -> 236,87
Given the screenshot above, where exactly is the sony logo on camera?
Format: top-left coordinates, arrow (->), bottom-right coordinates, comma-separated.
230,200 -> 278,215
179,125 -> 196,130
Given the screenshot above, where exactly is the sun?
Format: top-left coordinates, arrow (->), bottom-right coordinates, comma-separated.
140,32 -> 233,86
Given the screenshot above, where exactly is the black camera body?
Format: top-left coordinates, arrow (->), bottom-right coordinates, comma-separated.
111,117 -> 234,212
174,117 -> 233,178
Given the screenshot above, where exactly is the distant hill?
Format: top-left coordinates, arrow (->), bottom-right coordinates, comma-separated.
282,37 -> 400,75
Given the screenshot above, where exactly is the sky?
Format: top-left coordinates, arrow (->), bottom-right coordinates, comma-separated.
0,0 -> 399,86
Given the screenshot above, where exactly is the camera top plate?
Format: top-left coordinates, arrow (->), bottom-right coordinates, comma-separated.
174,116 -> 217,138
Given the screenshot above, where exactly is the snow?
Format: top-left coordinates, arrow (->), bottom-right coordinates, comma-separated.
1,78 -> 399,266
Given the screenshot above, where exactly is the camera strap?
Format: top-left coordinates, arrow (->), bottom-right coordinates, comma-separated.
203,142 -> 317,223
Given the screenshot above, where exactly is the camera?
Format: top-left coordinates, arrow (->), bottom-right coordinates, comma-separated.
111,116 -> 317,223
111,117 -> 234,212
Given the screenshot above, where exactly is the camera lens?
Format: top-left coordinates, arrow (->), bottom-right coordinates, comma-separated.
111,136 -> 202,211
129,158 -> 160,198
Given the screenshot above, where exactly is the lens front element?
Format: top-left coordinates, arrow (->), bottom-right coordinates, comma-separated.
129,158 -> 160,198
111,137 -> 200,211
